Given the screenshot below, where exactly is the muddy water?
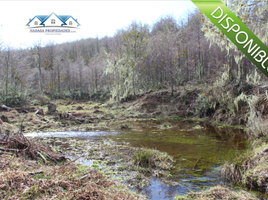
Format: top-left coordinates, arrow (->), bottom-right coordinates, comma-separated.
25,120 -> 248,200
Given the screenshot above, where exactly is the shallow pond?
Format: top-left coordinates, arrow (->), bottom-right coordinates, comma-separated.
25,119 -> 249,200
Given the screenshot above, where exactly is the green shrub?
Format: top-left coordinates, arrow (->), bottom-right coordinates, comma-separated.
0,95 -> 27,107
133,151 -> 151,167
35,95 -> 50,106
133,148 -> 173,169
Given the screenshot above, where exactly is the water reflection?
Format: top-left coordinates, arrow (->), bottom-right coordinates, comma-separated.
25,120 -> 248,200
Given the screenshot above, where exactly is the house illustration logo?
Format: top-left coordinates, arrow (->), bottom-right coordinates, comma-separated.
26,12 -> 80,28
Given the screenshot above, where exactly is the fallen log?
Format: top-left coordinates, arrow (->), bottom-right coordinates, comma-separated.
37,151 -> 47,165
1,105 -> 15,112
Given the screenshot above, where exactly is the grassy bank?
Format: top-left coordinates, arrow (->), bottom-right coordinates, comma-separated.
220,142 -> 268,196
174,185 -> 257,200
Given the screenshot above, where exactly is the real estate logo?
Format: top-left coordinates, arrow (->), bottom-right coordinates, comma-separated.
26,12 -> 80,35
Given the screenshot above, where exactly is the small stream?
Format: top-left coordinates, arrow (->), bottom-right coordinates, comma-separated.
25,120 -> 249,200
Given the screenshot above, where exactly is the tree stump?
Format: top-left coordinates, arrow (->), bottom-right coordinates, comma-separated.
48,104 -> 57,113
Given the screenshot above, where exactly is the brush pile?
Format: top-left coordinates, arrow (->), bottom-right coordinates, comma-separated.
0,127 -> 67,164
0,127 -> 146,199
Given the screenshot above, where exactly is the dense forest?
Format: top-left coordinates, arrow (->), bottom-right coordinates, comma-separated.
0,1 -> 267,105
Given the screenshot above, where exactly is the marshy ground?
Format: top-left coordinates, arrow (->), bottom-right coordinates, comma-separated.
1,83 -> 268,199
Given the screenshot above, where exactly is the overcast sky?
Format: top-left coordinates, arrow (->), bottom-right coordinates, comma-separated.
0,1 -> 195,49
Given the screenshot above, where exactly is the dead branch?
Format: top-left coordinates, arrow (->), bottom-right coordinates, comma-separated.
22,133 -> 31,150
193,157 -> 202,170
0,147 -> 18,152
11,137 -> 27,146
37,151 -> 47,165
43,152 -> 58,164
60,153 -> 87,168
76,173 -> 90,181
28,171 -> 43,175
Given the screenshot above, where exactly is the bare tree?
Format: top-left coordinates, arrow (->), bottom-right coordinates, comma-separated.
30,41 -> 44,93
2,46 -> 11,96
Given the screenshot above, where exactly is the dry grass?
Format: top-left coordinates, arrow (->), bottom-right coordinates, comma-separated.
221,150 -> 256,183
0,153 -> 146,200
221,144 -> 268,193
0,131 -> 146,199
177,185 -> 257,200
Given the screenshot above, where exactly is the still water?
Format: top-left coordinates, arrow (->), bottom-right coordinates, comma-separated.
25,120 -> 248,199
